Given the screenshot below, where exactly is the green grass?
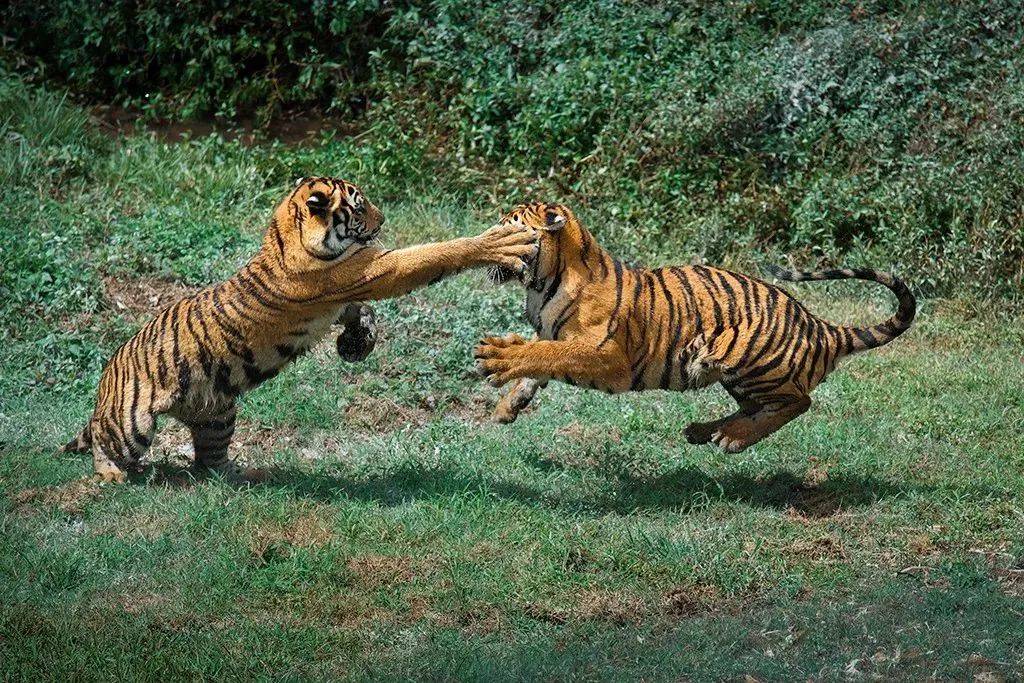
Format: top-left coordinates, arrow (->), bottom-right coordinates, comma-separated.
2,75 -> 1024,680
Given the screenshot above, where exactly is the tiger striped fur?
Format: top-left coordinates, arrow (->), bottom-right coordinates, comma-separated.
63,177 -> 538,482
476,203 -> 915,453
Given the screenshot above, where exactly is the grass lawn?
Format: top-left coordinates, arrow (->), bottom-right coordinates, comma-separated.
2,79 -> 1024,680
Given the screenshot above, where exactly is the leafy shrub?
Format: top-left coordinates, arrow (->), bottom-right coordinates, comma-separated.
5,0 -> 1024,298
6,0 -> 390,120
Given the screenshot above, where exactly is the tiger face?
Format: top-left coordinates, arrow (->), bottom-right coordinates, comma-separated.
488,202 -> 570,285
290,177 -> 385,260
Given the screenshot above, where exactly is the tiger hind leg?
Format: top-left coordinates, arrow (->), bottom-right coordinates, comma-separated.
188,404 -> 264,483
60,423 -> 92,455
684,389 -> 760,445
188,404 -> 236,469
492,378 -> 546,424
680,330 -> 758,445
710,392 -> 811,453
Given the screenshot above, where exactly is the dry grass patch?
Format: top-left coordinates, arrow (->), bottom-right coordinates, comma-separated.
663,583 -> 723,618
576,589 -> 647,625
249,507 -> 336,563
9,477 -> 102,515
346,554 -> 415,589
343,395 -> 433,432
103,275 -> 198,319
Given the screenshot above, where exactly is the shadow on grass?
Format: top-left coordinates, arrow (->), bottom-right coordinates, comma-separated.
143,459 -> 932,517
615,468 -> 910,517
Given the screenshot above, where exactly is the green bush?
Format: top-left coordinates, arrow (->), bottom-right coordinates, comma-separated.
6,0 -> 389,120
5,1 -> 1024,298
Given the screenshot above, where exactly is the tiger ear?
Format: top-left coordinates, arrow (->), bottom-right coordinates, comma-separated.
294,176 -> 307,188
544,208 -> 567,230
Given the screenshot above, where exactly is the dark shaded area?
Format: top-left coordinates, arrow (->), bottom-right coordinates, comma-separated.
616,467 -> 909,517
140,458 -> 953,518
5,0 -> 397,120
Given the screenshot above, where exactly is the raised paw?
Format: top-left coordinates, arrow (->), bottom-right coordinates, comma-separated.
477,334 -> 527,351
477,225 -> 539,275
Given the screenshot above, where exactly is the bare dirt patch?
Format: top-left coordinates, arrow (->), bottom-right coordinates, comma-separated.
343,395 -> 433,432
346,554 -> 415,589
993,568 -> 1024,598
576,589 -> 647,625
456,604 -> 503,635
521,589 -> 651,626
785,535 -> 849,563
9,477 -> 102,515
103,275 -> 198,319
663,583 -> 722,618
250,509 -> 336,563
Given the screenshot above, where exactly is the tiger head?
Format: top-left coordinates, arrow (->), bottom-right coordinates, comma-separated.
488,202 -> 574,285
275,177 -> 385,263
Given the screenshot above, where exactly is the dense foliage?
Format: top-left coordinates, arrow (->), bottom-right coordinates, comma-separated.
5,0 -> 1024,298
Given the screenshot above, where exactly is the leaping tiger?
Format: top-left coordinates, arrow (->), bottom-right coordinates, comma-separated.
476,203 -> 915,453
63,177 -> 538,482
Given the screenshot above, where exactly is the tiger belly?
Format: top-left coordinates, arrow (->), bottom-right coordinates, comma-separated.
174,310 -> 338,411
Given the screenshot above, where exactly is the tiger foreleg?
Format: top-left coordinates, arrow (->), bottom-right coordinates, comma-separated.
189,404 -> 237,470
89,410 -> 156,484
475,335 -> 630,393
188,404 -> 265,484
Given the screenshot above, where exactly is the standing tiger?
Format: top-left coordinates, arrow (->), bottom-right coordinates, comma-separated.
63,177 -> 538,483
476,203 -> 915,453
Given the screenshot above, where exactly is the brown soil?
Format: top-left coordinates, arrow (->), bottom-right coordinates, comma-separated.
663,583 -> 722,618
9,477 -> 102,515
103,275 -> 198,318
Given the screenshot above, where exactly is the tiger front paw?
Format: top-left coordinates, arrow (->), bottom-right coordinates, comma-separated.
475,225 -> 539,276
474,334 -> 528,387
93,462 -> 127,484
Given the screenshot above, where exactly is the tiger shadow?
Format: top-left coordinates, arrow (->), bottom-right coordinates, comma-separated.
608,467 -> 911,517
155,459 -> 938,518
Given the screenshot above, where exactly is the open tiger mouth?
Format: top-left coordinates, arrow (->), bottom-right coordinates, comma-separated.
487,265 -> 521,285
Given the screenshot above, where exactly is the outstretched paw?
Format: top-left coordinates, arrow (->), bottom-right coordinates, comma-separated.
477,225 -> 539,276
474,335 -> 527,387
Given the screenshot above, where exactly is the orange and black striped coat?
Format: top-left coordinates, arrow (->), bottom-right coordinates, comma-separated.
64,177 -> 538,482
475,203 -> 915,452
